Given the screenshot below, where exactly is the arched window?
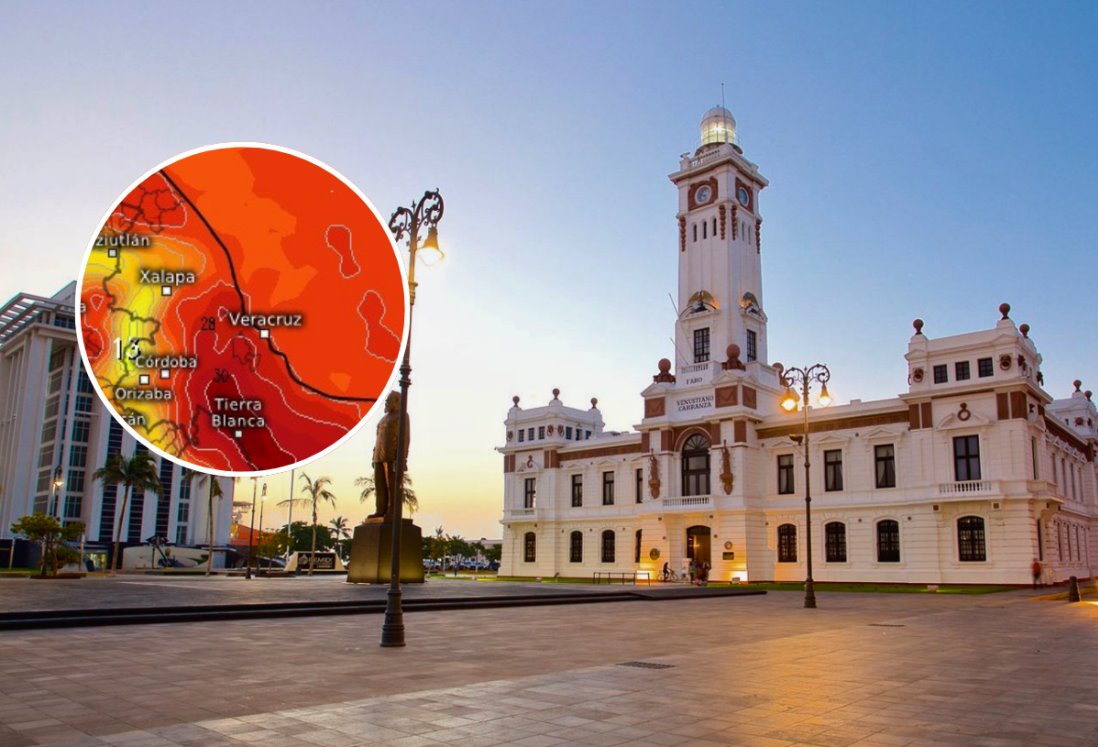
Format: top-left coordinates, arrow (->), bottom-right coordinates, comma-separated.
634,529 -> 642,564
681,433 -> 711,496
524,532 -> 536,563
601,530 -> 615,563
569,530 -> 583,563
957,516 -> 986,562
777,523 -> 797,563
877,520 -> 900,562
825,522 -> 846,562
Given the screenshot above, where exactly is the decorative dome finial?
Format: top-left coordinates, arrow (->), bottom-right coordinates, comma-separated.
1074,379 -> 1082,392
591,397 -> 598,408
999,303 -> 1011,320
552,388 -> 560,400
653,358 -> 676,384
913,319 -> 924,335
512,395 -> 520,406
699,106 -> 737,148
1019,323 -> 1030,338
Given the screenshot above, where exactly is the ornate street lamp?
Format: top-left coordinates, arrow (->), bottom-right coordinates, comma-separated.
381,189 -> 444,648
779,363 -> 831,609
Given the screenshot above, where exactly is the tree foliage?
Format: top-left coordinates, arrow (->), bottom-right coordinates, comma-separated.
92,451 -> 162,572
11,514 -> 85,577
278,473 -> 336,576
283,520 -> 335,552
354,473 -> 418,514
255,529 -> 289,561
420,527 -> 498,571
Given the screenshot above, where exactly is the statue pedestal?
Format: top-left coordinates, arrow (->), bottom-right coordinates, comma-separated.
347,518 -> 424,584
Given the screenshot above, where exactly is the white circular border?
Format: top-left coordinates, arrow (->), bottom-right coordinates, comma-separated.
74,142 -> 411,478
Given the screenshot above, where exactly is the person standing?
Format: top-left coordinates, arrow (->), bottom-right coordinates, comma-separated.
1031,558 -> 1042,590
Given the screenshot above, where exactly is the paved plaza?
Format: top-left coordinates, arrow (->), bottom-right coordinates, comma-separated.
0,574 -> 616,613
1,577 -> 1097,747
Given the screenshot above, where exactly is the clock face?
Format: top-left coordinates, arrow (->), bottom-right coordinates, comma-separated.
737,185 -> 750,207
695,184 -> 712,204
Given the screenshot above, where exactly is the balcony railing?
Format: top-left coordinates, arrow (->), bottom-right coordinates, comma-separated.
661,495 -> 713,509
677,362 -> 711,376
938,480 -> 993,496
685,146 -> 731,170
510,507 -> 536,517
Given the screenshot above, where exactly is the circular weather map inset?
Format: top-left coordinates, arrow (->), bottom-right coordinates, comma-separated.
77,144 -> 408,475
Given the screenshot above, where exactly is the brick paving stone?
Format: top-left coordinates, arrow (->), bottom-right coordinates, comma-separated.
2,582 -> 1098,745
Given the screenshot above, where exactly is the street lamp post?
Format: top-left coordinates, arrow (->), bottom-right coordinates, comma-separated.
257,482 -> 267,570
381,189 -> 444,648
285,468 -> 295,564
245,477 -> 258,580
49,468 -> 64,520
779,363 -> 832,609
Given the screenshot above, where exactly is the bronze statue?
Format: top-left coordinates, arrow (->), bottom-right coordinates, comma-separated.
369,391 -> 409,519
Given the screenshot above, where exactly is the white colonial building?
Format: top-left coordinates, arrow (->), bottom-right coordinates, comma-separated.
498,107 -> 1097,586
0,282 -> 234,569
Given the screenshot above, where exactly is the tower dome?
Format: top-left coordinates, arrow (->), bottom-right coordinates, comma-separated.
699,105 -> 737,148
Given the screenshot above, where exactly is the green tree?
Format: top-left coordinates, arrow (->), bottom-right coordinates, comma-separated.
422,526 -> 446,571
10,514 -> 85,577
483,543 -> 502,563
256,529 -> 289,565
447,534 -> 473,575
283,473 -> 336,575
282,520 -> 334,554
92,451 -> 162,572
354,473 -> 418,515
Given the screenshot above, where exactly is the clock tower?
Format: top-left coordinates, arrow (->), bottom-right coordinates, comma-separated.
669,106 -> 768,370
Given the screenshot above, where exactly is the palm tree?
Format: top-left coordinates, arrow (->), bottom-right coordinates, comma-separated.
92,451 -> 162,572
354,473 -> 418,515
182,470 -> 228,576
433,526 -> 445,574
284,473 -> 336,576
329,515 -> 350,550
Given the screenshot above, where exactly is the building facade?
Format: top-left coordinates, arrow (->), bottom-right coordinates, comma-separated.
498,108 -> 1097,585
0,283 -> 234,568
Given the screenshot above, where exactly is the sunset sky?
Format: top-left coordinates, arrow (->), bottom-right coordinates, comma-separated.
1,2 -> 1096,539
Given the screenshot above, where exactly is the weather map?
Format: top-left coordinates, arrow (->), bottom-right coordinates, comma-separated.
77,145 -> 406,474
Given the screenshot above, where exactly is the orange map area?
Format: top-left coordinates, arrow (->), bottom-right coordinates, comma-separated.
79,147 -> 405,472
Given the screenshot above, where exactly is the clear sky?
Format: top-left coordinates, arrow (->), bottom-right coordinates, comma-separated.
1,2 -> 1096,539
